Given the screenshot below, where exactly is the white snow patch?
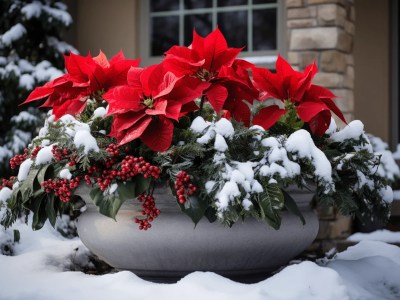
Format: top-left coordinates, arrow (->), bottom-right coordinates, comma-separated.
35,145 -> 53,165
330,120 -> 364,142
379,185 -> 393,204
74,131 -> 99,154
109,183 -> 118,194
1,23 -> 27,45
214,118 -> 234,138
190,116 -> 210,133
216,182 -> 240,211
92,107 -> 107,119
214,134 -> 228,152
0,187 -> 12,202
348,230 -> 400,243
17,158 -> 33,181
59,169 -> 72,180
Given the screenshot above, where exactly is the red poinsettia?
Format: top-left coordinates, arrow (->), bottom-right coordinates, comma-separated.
164,28 -> 258,124
103,63 -> 209,152
252,55 -> 346,135
22,51 -> 140,119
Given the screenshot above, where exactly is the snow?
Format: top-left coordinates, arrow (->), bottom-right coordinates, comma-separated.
21,2 -> 42,19
59,169 -> 72,180
17,158 -> 33,181
0,220 -> 399,300
74,131 -> 100,154
376,150 -> 400,181
109,183 -> 118,194
216,181 -> 240,211
1,23 -> 27,45
214,134 -> 228,152
330,120 -> 364,142
214,118 -> 234,138
190,116 -> 209,133
379,185 -> 393,204
325,117 -> 337,135
19,73 -> 35,90
286,130 -> 332,184
394,190 -> 400,201
92,107 -> 107,119
0,187 -> 12,202
205,181 -> 216,194
11,111 -> 38,124
348,230 -> 400,243
35,145 -> 53,165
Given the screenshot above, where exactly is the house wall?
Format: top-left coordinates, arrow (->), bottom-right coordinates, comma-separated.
65,0 -> 139,59
353,0 -> 390,142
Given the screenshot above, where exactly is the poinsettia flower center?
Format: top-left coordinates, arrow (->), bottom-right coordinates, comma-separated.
196,68 -> 215,82
143,97 -> 154,108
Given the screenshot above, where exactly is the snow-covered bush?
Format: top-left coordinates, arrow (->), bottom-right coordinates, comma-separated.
0,28 -> 394,232
0,0 -> 77,176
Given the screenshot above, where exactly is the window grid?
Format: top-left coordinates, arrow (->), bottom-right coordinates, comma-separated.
150,0 -> 278,51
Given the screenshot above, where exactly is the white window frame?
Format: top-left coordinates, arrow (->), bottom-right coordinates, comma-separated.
138,0 -> 286,68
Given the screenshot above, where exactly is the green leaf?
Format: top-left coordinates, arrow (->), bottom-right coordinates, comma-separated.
117,181 -> 136,202
45,194 -> 57,227
37,164 -> 54,185
134,175 -> 151,196
90,187 -> 125,220
257,184 -> 284,230
179,195 -> 208,225
31,194 -> 47,230
282,189 -> 305,225
13,230 -> 20,243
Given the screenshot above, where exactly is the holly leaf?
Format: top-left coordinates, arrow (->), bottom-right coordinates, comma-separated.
117,181 -> 136,202
90,187 -> 125,220
179,195 -> 208,226
31,194 -> 47,230
257,184 -> 284,229
45,193 -> 57,228
282,189 -> 305,225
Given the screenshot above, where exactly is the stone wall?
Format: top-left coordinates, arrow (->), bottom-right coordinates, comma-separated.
286,0 -> 355,125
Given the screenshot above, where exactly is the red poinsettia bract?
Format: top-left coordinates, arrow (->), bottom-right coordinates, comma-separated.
22,51 -> 140,119
103,63 -> 209,152
164,28 -> 258,125
252,55 -> 346,135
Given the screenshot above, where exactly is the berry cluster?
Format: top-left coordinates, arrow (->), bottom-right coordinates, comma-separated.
85,152 -> 161,192
30,146 -> 42,159
134,193 -> 161,230
0,178 -> 13,189
174,171 -> 197,204
10,150 -> 28,169
42,177 -> 81,202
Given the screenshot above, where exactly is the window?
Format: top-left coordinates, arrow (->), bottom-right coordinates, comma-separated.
139,0 -> 285,66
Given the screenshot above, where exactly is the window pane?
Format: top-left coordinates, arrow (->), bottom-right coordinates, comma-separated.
252,0 -> 277,4
151,16 -> 179,56
184,0 -> 213,9
184,14 -> 213,45
253,8 -> 277,50
217,0 -> 247,6
150,0 -> 179,12
217,11 -> 248,49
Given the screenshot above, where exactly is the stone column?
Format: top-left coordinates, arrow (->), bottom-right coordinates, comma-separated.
286,0 -> 355,125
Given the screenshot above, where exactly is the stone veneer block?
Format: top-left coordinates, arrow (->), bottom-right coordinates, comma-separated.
344,65 -> 354,88
287,19 -> 318,28
320,50 -> 347,72
299,51 -> 319,69
317,4 -> 347,27
291,27 -> 352,51
288,51 -> 300,64
307,0 -> 347,5
286,0 -> 304,8
288,7 -> 317,19
313,72 -> 344,87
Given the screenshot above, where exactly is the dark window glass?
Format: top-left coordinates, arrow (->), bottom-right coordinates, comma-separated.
218,11 -> 247,49
150,0 -> 180,12
151,16 -> 179,56
184,0 -> 213,9
253,8 -> 276,50
252,0 -> 277,4
184,14 -> 213,45
217,0 -> 247,7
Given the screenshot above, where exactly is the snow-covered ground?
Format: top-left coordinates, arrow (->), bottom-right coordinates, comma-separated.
0,219 -> 399,300
348,229 -> 400,243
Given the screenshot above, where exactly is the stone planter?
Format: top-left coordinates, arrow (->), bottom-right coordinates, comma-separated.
77,185 -> 319,283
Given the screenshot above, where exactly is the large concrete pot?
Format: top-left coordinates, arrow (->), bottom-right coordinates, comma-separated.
77,185 -> 318,282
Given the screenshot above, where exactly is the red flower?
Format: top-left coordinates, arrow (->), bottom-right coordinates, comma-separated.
164,27 -> 257,122
103,63 -> 209,152
22,51 -> 140,119
252,55 -> 346,135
